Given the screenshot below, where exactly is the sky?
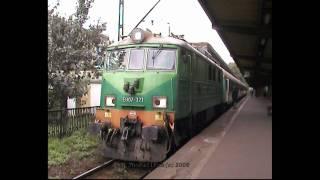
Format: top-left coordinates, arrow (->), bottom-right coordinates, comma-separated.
48,0 -> 235,64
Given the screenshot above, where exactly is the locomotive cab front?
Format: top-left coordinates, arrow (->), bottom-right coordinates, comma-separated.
96,29 -> 177,162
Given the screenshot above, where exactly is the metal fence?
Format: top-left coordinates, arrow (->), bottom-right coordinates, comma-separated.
48,106 -> 99,138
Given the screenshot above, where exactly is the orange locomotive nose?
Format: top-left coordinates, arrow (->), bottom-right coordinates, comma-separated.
95,108 -> 175,129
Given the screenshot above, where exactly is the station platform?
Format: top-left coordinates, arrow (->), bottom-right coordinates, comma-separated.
145,96 -> 272,179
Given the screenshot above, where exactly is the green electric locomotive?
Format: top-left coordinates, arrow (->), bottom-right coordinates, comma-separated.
95,28 -> 247,162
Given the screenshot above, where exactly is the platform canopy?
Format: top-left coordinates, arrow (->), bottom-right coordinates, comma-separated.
198,0 -> 272,88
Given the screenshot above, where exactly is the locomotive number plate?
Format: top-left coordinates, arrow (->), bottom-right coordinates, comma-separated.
122,97 -> 144,103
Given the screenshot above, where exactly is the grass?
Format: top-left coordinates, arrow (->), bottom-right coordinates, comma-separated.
48,129 -> 99,166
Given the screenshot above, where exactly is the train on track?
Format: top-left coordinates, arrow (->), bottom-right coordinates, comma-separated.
95,28 -> 248,162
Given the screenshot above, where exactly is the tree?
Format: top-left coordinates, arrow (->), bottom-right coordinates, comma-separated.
48,0 -> 108,109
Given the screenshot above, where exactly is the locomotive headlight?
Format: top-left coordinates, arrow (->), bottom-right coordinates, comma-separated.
153,96 -> 167,108
105,109 -> 112,118
105,96 -> 116,107
130,28 -> 144,43
155,111 -> 164,121
134,31 -> 142,40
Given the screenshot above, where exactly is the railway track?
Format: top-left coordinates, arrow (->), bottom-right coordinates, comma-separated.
72,160 -> 115,179
72,159 -> 156,179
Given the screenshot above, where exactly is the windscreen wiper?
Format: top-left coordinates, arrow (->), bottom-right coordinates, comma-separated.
152,48 -> 162,60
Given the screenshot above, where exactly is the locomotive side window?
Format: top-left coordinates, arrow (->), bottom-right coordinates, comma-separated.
212,66 -> 216,81
181,49 -> 190,75
128,49 -> 145,70
217,70 -> 221,82
208,65 -> 212,80
106,49 -> 129,71
147,49 -> 176,70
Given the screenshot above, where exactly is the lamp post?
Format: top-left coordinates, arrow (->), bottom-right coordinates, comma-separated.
118,0 -> 124,41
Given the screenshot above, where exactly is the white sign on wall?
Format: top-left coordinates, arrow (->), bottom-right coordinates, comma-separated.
67,97 -> 76,109
90,83 -> 101,106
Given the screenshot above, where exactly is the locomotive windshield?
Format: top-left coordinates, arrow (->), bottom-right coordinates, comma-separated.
147,49 -> 176,70
128,49 -> 145,70
106,49 -> 129,71
105,48 -> 176,71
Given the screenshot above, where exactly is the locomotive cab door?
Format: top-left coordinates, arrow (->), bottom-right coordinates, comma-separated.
226,79 -> 230,103
178,49 -> 192,114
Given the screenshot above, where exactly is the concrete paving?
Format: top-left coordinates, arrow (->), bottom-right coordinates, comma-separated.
145,96 -> 272,179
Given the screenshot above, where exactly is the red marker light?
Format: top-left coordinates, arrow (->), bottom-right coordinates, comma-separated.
154,99 -> 160,105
